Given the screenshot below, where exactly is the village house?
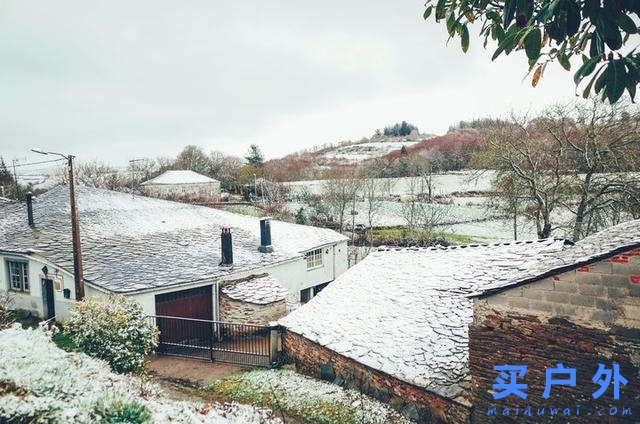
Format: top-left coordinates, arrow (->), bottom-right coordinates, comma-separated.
0,186 -> 348,322
280,221 -> 640,424
140,169 -> 221,200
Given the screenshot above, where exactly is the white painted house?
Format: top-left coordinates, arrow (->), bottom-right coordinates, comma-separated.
141,170 -> 221,200
0,186 -> 348,321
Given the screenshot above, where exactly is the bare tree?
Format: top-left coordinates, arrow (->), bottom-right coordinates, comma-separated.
126,158 -> 158,189
481,98 -> 640,241
175,145 -> 211,174
400,175 -> 449,244
53,160 -> 126,190
362,177 -> 390,235
322,170 -> 363,233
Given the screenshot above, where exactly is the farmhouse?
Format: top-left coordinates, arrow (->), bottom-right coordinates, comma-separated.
0,186 -> 348,322
140,169 -> 221,200
280,221 -> 640,423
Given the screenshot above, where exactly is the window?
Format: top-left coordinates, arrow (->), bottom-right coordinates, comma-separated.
300,288 -> 312,304
305,248 -> 323,270
7,261 -> 29,292
313,282 -> 329,296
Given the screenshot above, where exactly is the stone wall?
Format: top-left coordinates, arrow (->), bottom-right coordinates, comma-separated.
218,291 -> 286,325
470,251 -> 640,423
282,330 -> 471,424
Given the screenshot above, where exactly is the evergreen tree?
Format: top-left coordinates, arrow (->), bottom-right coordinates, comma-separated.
295,207 -> 308,225
0,157 -> 13,186
245,144 -> 264,166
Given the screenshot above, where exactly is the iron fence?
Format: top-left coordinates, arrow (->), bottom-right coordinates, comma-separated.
148,315 -> 275,367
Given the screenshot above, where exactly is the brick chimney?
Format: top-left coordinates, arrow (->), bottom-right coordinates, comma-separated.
258,217 -> 273,253
26,192 -> 34,228
220,227 -> 233,266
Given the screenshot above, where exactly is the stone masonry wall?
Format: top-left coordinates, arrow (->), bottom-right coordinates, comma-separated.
470,251 -> 640,423
283,330 -> 471,424
218,292 -> 286,325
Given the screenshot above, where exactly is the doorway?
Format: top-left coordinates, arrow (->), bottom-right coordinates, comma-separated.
42,279 -> 55,319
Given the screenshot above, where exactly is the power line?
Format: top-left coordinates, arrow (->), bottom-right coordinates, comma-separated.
13,158 -> 65,168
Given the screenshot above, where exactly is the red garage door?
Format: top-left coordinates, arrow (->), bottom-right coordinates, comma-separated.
154,286 -> 213,358
155,285 -> 212,319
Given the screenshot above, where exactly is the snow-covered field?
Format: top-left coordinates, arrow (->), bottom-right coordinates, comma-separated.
283,171 -> 522,242
283,171 -> 495,198
323,141 -> 423,163
288,200 -> 497,227
0,324 -> 281,423
282,171 -> 585,242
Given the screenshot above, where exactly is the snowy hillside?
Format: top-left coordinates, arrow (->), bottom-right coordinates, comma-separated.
323,140 -> 423,163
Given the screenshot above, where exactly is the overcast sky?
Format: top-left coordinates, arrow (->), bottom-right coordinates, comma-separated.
1,1 -> 578,168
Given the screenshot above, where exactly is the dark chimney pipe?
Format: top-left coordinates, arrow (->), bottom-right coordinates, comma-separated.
220,227 -> 233,266
26,192 -> 34,228
258,217 -> 273,253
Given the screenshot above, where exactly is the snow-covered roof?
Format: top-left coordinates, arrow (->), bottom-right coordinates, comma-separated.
221,275 -> 288,305
141,170 -> 219,185
279,239 -> 569,401
0,186 -> 346,293
473,218 -> 640,297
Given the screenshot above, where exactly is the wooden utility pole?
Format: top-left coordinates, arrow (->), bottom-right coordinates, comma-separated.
30,148 -> 85,300
11,159 -> 19,199
68,156 -> 85,300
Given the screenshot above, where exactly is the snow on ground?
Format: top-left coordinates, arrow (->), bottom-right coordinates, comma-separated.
205,369 -> 414,424
283,171 -> 495,198
0,324 -> 281,423
141,170 -> 218,185
289,200 -> 497,228
323,141 -> 423,163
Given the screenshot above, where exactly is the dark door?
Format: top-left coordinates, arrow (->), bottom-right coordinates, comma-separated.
42,279 -> 55,319
154,286 -> 213,353
155,285 -> 212,319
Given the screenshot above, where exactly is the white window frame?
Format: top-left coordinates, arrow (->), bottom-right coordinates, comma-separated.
7,260 -> 29,293
305,248 -> 323,270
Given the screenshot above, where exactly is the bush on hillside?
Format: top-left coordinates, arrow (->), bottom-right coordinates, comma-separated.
64,294 -> 158,374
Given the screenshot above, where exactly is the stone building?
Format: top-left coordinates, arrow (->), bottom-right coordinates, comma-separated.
140,170 -> 221,200
280,220 -> 640,423
219,274 -> 288,325
469,224 -> 640,423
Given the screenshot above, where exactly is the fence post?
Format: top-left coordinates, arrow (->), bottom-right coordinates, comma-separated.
209,321 -> 214,362
269,325 -> 279,366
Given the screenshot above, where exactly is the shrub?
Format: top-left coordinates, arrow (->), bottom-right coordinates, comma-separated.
0,292 -> 16,330
294,207 -> 308,225
93,399 -> 152,424
64,295 -> 158,374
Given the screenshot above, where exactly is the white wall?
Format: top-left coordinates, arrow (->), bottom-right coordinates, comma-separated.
143,181 -> 221,199
128,240 -> 349,315
0,254 -> 77,320
0,239 -> 349,320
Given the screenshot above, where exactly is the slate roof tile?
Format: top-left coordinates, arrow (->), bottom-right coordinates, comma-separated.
279,238 -> 568,400
0,186 -> 346,293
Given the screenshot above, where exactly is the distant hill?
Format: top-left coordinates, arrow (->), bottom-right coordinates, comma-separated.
264,131 -> 438,181
264,127 -> 487,182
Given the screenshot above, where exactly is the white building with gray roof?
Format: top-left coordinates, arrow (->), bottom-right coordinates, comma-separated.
0,186 -> 348,321
140,170 -> 221,200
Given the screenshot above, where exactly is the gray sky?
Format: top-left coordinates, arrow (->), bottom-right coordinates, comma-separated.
1,1 -> 577,167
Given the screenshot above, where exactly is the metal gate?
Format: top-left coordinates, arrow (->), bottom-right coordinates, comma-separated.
148,315 -> 277,367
